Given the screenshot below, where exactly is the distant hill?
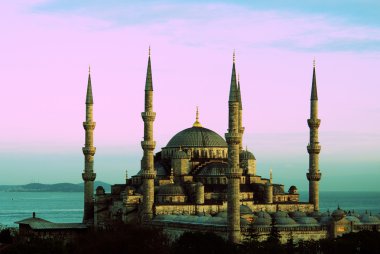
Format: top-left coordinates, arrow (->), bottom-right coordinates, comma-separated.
0,181 -> 111,193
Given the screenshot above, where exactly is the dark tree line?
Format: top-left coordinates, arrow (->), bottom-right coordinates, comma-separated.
1,225 -> 380,254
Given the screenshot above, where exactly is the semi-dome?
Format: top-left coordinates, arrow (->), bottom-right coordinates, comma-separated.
166,126 -> 227,148
197,162 -> 227,176
157,184 -> 185,196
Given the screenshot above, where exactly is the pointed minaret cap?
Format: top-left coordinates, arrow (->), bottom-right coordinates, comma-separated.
229,51 -> 238,102
237,74 -> 242,110
145,46 -> 153,91
86,66 -> 93,104
311,59 -> 318,100
269,168 -> 273,184
193,106 -> 202,127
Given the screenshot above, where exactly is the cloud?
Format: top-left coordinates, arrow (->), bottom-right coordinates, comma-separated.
23,1 -> 380,53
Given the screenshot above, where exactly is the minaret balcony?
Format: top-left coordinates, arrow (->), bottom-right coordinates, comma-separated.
141,141 -> 156,150
225,133 -> 241,144
307,144 -> 321,154
83,122 -> 96,130
82,172 -> 96,181
307,172 -> 321,181
141,112 -> 156,121
141,170 -> 156,179
82,147 -> 96,156
307,119 -> 321,128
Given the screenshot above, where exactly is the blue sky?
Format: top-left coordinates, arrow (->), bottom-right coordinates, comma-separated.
0,0 -> 379,191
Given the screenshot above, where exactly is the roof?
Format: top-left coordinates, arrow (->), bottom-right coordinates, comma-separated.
165,126 -> 227,148
15,217 -> 87,230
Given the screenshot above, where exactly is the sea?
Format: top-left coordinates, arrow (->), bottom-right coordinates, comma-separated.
1,191 -> 380,227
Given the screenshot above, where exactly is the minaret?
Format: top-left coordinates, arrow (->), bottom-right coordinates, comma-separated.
307,60 -> 322,211
82,67 -> 96,224
141,47 -> 156,222
225,52 -> 242,243
237,74 -> 244,151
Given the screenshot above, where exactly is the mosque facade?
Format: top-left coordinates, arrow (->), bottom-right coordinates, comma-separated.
79,51 -> 379,243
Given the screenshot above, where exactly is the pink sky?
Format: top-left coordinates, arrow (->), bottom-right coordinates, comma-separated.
0,1 -> 379,190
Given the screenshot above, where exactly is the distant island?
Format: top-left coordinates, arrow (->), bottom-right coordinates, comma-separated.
0,181 -> 111,193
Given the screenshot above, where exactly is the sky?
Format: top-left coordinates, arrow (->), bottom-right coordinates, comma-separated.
0,0 -> 379,191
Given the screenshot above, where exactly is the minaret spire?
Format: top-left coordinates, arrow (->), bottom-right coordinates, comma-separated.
307,60 -> 322,211
229,52 -> 238,103
237,74 -> 244,151
82,68 -> 96,224
145,47 -> 153,92
141,47 -> 156,222
225,52 -> 242,243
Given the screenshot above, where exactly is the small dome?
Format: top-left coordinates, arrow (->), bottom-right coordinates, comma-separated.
253,213 -> 272,226
96,186 -> 105,195
157,184 -> 185,196
295,217 -> 318,225
308,211 -> 322,219
347,210 -> 360,218
345,216 -> 361,224
240,150 -> 256,160
172,149 -> 190,159
275,215 -> 297,225
332,208 -> 346,221
288,186 -> 298,194
289,210 -> 306,218
273,210 -> 288,219
360,213 -> 380,224
215,211 -> 227,218
240,205 -> 252,215
255,211 -> 271,219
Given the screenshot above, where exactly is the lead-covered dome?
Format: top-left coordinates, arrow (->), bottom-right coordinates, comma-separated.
166,127 -> 227,148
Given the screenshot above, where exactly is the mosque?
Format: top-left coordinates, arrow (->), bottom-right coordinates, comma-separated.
16,50 -> 380,244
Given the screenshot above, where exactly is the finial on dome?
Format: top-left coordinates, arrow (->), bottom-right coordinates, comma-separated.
148,46 -> 151,57
88,65 -> 91,74
313,58 -> 316,68
233,50 -> 236,63
193,106 -> 202,127
125,169 -> 128,179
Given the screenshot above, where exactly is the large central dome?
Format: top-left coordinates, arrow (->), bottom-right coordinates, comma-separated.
166,126 -> 227,148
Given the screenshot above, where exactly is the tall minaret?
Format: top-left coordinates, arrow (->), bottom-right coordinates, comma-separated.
225,52 -> 242,243
237,74 -> 244,151
140,47 -> 156,222
307,60 -> 322,211
82,67 -> 96,224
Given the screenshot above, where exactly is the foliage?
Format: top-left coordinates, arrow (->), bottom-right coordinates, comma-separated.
171,231 -> 238,254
